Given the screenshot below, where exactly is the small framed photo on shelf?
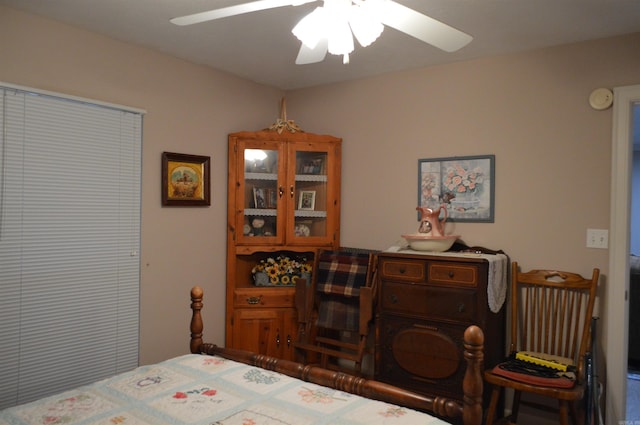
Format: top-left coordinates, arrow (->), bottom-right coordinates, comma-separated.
299,156 -> 325,175
253,187 -> 267,209
266,188 -> 278,209
298,190 -> 316,210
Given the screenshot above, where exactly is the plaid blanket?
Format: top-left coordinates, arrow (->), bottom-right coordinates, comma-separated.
316,249 -> 372,297
316,296 -> 360,331
315,249 -> 376,331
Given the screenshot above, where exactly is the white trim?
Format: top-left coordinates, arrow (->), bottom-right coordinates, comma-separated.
0,81 -> 146,115
608,83 -> 640,424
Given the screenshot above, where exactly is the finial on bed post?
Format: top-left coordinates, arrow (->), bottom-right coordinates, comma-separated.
463,325 -> 484,425
190,286 -> 204,354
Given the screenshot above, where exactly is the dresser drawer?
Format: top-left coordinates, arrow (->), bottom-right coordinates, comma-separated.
234,288 -> 295,308
428,262 -> 478,287
380,281 -> 477,322
380,258 -> 426,282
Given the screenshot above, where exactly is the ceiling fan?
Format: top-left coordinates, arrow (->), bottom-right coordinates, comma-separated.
170,0 -> 472,65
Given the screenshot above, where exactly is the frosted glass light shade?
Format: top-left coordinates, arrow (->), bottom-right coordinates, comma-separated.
291,6 -> 326,48
326,16 -> 354,56
348,4 -> 384,47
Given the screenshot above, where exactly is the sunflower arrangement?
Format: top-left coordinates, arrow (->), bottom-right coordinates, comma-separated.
252,255 -> 312,285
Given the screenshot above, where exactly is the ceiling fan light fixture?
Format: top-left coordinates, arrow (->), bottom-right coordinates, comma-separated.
291,6 -> 326,48
293,0 -> 384,63
326,15 -> 354,57
348,4 -> 384,47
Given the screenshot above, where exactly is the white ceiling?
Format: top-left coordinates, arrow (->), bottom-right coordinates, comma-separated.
2,0 -> 640,90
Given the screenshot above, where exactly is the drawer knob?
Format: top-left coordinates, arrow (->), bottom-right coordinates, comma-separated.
448,271 -> 455,278
458,303 -> 465,313
399,268 -> 406,274
246,296 -> 262,305
390,294 -> 399,304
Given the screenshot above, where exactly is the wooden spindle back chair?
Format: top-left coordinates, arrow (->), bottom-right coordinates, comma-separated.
484,261 -> 599,425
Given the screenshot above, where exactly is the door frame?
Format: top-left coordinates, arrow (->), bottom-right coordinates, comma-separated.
608,83 -> 640,423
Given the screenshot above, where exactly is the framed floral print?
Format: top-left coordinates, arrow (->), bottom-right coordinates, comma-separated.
418,155 -> 495,222
162,152 -> 211,206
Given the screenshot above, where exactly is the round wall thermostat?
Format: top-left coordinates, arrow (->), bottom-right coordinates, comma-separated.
589,88 -> 613,110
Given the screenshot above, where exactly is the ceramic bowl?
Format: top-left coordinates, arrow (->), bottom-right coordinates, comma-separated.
401,234 -> 459,252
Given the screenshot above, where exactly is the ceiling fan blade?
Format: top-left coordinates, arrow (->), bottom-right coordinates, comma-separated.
295,38 -> 328,64
379,0 -> 472,52
170,0 -> 316,26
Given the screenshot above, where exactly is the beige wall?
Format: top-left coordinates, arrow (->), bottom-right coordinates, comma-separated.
2,4 -> 640,422
287,35 -> 638,276
0,5 -> 284,365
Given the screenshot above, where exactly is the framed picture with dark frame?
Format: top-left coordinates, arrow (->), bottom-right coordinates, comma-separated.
418,155 -> 495,222
162,152 -> 211,206
253,187 -> 267,209
266,188 -> 278,209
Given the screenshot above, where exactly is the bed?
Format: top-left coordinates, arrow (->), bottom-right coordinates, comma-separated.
0,286 -> 485,425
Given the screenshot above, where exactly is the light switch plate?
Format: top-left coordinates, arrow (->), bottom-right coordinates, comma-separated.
586,229 -> 608,249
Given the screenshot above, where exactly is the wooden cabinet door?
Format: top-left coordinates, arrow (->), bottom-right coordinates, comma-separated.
377,314 -> 466,400
231,138 -> 287,246
232,308 -> 297,360
279,308 -> 298,360
286,140 -> 341,247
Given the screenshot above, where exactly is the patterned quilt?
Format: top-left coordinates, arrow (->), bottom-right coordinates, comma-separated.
0,354 -> 449,425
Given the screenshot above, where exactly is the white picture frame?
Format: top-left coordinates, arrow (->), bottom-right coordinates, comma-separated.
298,190 -> 316,210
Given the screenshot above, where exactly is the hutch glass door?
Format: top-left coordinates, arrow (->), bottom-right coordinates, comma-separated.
291,147 -> 331,243
241,145 -> 283,244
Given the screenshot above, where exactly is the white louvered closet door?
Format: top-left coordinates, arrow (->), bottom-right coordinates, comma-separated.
0,84 -> 143,409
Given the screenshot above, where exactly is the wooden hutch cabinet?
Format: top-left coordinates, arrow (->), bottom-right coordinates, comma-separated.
374,251 -> 505,407
226,130 -> 341,360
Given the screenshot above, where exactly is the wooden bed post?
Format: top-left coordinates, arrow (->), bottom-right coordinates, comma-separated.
463,325 -> 484,425
190,286 -> 204,354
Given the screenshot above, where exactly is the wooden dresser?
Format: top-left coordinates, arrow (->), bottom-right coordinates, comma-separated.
374,251 -> 506,405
